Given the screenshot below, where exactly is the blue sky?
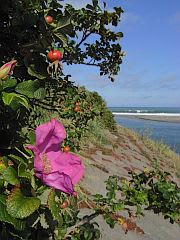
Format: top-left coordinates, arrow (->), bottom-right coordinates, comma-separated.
64,0 -> 180,107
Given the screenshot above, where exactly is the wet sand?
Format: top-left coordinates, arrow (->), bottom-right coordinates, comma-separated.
121,115 -> 180,123
112,113 -> 180,123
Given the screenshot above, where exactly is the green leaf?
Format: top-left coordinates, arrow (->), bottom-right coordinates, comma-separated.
18,163 -> 32,180
2,92 -> 14,105
2,78 -> 17,89
56,14 -> 71,29
16,80 -> 46,100
55,13 -> 74,37
2,92 -> 29,109
15,80 -> 40,98
9,154 -> 27,166
104,215 -> 115,228
0,202 -> 25,230
28,64 -> 46,79
15,94 -> 29,108
34,87 -> 46,99
48,190 -> 63,226
27,131 -> 36,145
54,32 -> 68,47
0,166 -> 19,185
7,188 -> 40,219
112,201 -> 124,212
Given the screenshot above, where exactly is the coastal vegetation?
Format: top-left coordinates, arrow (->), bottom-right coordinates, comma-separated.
0,0 -> 179,239
119,126 -> 180,175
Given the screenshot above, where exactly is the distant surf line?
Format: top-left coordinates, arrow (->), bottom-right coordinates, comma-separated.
112,112 -> 180,116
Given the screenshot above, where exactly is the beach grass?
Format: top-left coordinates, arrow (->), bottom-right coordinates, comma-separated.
118,125 -> 180,176
80,117 -> 113,149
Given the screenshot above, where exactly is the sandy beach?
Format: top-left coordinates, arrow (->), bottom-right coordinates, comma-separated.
112,113 -> 180,123
124,115 -> 180,123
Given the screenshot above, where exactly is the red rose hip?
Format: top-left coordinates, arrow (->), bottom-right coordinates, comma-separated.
63,146 -> 70,153
45,15 -> 53,24
47,50 -> 63,63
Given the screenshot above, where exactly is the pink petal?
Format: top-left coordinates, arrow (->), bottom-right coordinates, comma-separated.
27,145 -> 44,172
0,60 -> 17,76
41,172 -> 74,194
46,151 -> 84,184
35,119 -> 66,153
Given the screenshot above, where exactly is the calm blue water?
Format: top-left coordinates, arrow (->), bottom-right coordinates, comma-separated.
109,108 -> 180,154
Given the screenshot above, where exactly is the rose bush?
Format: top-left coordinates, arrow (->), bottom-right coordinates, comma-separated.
0,1 -> 179,239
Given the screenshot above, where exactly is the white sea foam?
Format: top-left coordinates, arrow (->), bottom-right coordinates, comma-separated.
112,112 -> 180,117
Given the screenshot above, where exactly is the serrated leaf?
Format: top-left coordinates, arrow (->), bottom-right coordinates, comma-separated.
48,190 -> 63,226
0,202 -> 25,230
0,166 -> 19,185
15,80 -> 40,98
18,163 -> 32,180
28,65 -> 46,79
34,87 -> 46,99
2,92 -> 14,105
15,95 -> 29,108
56,14 -> 71,30
54,32 -> 68,47
55,13 -> 74,37
7,188 -> 40,219
9,154 -> 27,166
2,78 -> 17,89
2,92 -> 29,109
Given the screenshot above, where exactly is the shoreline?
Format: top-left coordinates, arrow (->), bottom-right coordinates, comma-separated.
113,113 -> 180,123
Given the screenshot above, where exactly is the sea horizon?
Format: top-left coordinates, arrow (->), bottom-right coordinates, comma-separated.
109,107 -> 180,115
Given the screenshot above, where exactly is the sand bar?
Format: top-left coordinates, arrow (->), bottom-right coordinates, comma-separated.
112,113 -> 180,123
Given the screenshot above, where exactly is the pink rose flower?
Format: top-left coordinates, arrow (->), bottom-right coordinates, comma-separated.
28,119 -> 84,195
0,60 -> 17,80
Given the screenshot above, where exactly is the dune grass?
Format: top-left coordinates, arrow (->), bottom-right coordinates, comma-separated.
117,124 -> 180,176
80,117 -> 113,149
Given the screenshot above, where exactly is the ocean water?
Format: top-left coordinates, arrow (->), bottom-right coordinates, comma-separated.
109,107 -> 180,154
110,107 -> 180,114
